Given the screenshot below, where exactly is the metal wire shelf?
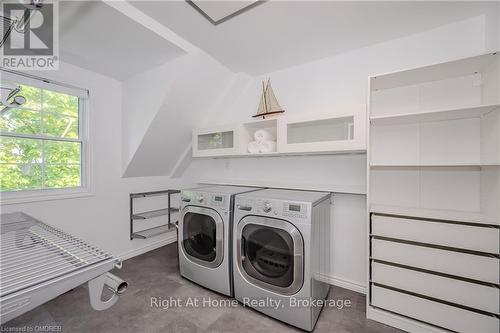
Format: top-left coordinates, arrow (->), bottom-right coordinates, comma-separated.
130,189 -> 180,240
132,224 -> 178,239
132,207 -> 179,220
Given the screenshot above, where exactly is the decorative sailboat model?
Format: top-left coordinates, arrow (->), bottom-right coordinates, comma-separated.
253,79 -> 285,118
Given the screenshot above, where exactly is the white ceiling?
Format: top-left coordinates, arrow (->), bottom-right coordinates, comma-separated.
131,1 -> 496,75
59,1 -> 185,80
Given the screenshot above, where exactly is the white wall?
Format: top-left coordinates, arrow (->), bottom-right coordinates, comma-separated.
182,15 -> 495,293
1,62 -> 183,259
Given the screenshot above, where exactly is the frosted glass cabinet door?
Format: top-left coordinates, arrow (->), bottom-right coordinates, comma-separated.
192,125 -> 240,157
278,105 -> 366,153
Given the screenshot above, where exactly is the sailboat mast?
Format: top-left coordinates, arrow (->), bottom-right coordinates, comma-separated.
262,80 -> 268,117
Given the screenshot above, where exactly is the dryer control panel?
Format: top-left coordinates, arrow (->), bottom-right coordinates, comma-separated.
211,194 -> 226,207
236,198 -> 307,219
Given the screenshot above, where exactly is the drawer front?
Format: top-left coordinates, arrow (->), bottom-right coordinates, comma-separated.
371,285 -> 499,333
372,262 -> 499,314
372,238 -> 499,284
372,215 -> 499,254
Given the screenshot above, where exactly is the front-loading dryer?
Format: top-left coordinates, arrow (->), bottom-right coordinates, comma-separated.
233,189 -> 331,331
179,185 -> 263,296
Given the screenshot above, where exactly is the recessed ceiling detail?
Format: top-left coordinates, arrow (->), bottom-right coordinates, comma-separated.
186,0 -> 265,25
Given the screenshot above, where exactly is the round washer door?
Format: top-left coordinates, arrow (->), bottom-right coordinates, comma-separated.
236,215 -> 304,296
180,206 -> 224,268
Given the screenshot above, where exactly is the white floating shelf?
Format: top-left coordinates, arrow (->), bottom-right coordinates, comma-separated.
198,179 -> 366,195
370,204 -> 499,226
370,104 -> 500,126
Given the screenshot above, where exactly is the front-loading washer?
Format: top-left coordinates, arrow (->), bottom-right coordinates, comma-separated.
179,185 -> 263,296
233,189 -> 331,331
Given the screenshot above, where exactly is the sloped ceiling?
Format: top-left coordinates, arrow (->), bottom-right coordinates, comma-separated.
131,1 -> 496,75
122,51 -> 237,177
59,1 -> 185,80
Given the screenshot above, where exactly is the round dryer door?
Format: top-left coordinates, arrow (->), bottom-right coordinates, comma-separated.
180,206 -> 223,268
236,216 -> 304,296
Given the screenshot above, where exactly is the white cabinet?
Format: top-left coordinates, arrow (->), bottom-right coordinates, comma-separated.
192,104 -> 367,157
367,51 -> 500,333
192,124 -> 240,157
277,105 -> 366,153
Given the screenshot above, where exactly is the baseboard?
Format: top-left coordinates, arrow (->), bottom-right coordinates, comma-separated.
367,306 -> 448,333
117,235 -> 366,297
118,231 -> 177,261
317,273 -> 366,294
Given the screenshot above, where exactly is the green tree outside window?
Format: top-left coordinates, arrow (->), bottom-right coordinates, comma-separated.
0,83 -> 82,192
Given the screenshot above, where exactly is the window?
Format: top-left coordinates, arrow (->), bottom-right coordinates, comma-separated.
0,71 -> 88,196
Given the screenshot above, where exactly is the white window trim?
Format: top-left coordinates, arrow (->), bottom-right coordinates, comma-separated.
0,71 -> 94,205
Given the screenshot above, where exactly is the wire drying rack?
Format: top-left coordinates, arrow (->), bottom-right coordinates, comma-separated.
0,213 -> 113,297
1,212 -> 123,324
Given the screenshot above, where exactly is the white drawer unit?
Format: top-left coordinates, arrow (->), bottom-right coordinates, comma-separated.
371,285 -> 499,333
371,214 -> 500,254
372,262 -> 499,314
371,238 -> 499,284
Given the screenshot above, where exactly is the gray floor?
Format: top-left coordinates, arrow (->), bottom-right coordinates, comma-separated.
3,243 -> 402,333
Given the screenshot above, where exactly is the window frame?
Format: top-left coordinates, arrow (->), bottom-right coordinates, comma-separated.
0,70 -> 93,204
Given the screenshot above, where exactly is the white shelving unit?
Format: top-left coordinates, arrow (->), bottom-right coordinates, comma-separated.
367,51 -> 500,333
191,104 -> 366,157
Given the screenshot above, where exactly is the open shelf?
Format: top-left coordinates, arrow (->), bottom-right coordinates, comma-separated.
370,104 -> 500,126
370,109 -> 500,166
241,118 -> 278,154
132,207 -> 179,220
370,52 -> 499,91
370,204 -> 499,226
370,52 -> 499,119
132,224 -> 177,239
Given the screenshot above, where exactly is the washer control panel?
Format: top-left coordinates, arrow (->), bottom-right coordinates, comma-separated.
282,202 -> 307,219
